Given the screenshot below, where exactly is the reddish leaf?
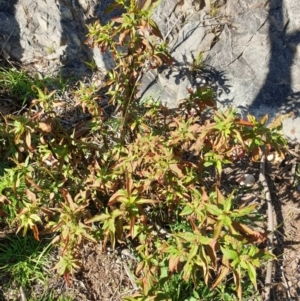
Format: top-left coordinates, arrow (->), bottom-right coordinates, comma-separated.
61,188 -> 76,211
140,0 -> 153,10
0,195 -> 10,205
211,257 -> 230,289
112,17 -> 124,23
108,189 -> 127,206
38,122 -> 51,132
32,224 -> 40,241
233,268 -> 242,300
26,189 -> 37,202
136,260 -> 145,276
251,146 -> 261,161
119,29 -> 130,45
215,187 -> 225,205
236,119 -> 255,127
169,163 -> 184,178
63,273 -> 71,287
149,19 -> 163,39
169,255 -> 180,272
205,239 -> 218,268
25,132 -> 34,151
231,221 -> 268,244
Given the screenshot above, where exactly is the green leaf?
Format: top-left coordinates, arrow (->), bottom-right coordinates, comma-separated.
216,160 -> 222,175
248,245 -> 258,257
223,197 -> 232,212
247,262 -> 257,290
180,205 -> 193,216
239,259 -> 248,269
187,245 -> 198,261
203,161 -> 214,167
160,266 -> 169,280
220,246 -> 238,260
231,204 -> 256,217
29,214 -> 42,223
198,235 -> 212,245
85,213 -> 109,223
176,232 -> 196,242
183,262 -> 192,281
221,215 -> 232,228
193,290 -> 200,299
205,203 -> 222,216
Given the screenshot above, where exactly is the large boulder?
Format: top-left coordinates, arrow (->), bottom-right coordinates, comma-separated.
141,0 -> 300,140
206,0 -> 300,140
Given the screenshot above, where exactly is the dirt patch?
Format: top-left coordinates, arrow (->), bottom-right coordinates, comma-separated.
269,150 -> 300,301
73,243 -> 137,301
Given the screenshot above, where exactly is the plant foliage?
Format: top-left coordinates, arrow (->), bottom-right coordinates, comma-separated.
0,0 -> 287,299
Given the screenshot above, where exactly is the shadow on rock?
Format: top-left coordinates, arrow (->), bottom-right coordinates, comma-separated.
247,0 -> 300,118
57,0 -> 96,78
58,0 -> 125,79
200,66 -> 232,107
0,0 -> 22,63
138,62 -> 232,109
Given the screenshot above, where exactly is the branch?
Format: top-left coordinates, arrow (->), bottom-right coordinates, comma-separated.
259,153 -> 274,301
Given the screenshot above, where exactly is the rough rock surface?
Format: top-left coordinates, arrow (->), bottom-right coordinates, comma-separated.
141,0 -> 300,140
0,0 -> 115,76
0,0 -> 300,140
206,0 -> 300,141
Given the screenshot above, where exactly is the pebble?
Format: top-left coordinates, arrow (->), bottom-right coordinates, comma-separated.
237,174 -> 255,187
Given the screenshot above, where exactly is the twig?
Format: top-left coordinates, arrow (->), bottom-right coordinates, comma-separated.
0,29 -> 15,57
290,144 -> 299,185
164,11 -> 186,42
260,153 -> 274,301
20,287 -> 27,301
281,266 -> 292,299
123,261 -> 139,291
110,266 -> 123,301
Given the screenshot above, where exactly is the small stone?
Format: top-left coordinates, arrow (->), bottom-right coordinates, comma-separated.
267,152 -> 284,164
237,174 -> 256,187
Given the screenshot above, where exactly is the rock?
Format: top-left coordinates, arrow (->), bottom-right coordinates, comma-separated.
141,0 -> 300,140
236,174 -> 256,187
170,21 -> 215,64
140,3 -> 217,108
205,0 -> 300,140
0,0 -> 117,76
150,0 -> 178,41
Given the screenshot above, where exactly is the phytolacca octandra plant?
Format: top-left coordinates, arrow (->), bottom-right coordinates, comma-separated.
86,0 -> 173,143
